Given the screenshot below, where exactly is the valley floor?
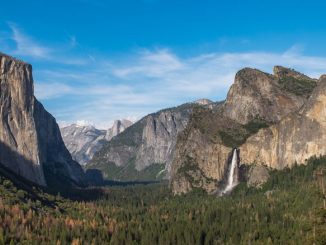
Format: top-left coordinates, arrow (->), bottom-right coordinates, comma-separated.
0,158 -> 326,244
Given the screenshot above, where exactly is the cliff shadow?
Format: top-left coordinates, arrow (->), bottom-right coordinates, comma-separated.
0,141 -> 108,202
0,139 -> 46,184
0,140 -> 163,203
0,140 -> 59,207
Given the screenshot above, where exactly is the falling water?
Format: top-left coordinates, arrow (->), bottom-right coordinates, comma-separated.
222,148 -> 239,195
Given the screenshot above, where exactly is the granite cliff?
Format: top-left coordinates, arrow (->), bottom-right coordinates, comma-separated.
87,100 -> 215,181
170,66 -> 318,194
0,53 -> 86,188
105,119 -> 133,141
240,75 -> 326,169
60,119 -> 132,165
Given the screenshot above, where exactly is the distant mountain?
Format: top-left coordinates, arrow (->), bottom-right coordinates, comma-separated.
60,119 -> 133,165
105,119 -> 133,141
86,99 -> 219,181
60,124 -> 107,165
0,52 -> 86,189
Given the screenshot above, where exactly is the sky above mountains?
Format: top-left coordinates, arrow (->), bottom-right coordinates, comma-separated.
1,0 -> 326,129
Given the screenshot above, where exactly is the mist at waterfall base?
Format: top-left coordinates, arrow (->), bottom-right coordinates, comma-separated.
219,148 -> 239,196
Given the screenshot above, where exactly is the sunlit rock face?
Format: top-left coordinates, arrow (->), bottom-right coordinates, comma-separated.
61,124 -> 107,165
89,105 -> 191,179
170,66 -> 318,195
61,120 -> 133,166
0,53 -> 86,187
88,99 -> 218,181
170,127 -> 231,194
0,53 -> 45,185
194,98 -> 213,106
105,119 -> 133,141
241,75 -> 326,169
223,67 -> 312,124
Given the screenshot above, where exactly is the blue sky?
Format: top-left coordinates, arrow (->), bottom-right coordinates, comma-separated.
1,0 -> 326,128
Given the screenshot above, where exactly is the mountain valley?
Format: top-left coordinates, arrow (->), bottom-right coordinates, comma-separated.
0,52 -> 325,244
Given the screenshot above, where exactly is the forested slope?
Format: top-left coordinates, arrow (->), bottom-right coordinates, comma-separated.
0,157 -> 325,244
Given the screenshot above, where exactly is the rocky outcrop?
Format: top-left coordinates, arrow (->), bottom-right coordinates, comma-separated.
60,124 -> 107,165
87,100 -> 216,181
273,66 -> 316,82
0,52 -> 86,187
105,119 -> 133,141
170,126 -> 230,194
135,110 -> 189,172
223,68 -> 314,124
240,75 -> 326,169
60,119 -> 132,165
170,66 -> 317,194
194,99 -> 213,105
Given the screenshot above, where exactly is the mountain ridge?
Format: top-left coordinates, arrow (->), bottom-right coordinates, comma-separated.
60,119 -> 133,165
87,99 -> 219,181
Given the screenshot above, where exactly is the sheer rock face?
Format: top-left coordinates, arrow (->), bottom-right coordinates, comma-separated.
170,66 -> 316,194
135,110 -> 189,172
170,127 -> 231,194
60,119 -> 132,165
0,53 -> 85,187
105,119 -> 133,141
88,102 -> 205,180
90,107 -> 191,177
240,75 -> 326,169
0,54 -> 45,185
60,125 -> 106,165
223,68 -> 309,124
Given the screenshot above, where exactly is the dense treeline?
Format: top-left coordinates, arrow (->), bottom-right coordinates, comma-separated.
0,157 -> 325,244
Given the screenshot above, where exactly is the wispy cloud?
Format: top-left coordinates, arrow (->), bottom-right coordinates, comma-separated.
36,47 -> 326,129
1,24 -> 326,129
3,23 -> 89,65
35,82 -> 74,100
113,49 -> 184,78
8,23 -> 51,58
69,35 -> 77,48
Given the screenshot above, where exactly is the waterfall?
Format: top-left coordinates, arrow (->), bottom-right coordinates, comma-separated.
221,148 -> 239,195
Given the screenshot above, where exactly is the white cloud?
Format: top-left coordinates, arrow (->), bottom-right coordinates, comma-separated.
8,23 -> 51,58
35,82 -> 73,99
4,23 -> 89,65
112,49 -> 184,78
33,46 -> 326,129
2,24 -> 326,129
